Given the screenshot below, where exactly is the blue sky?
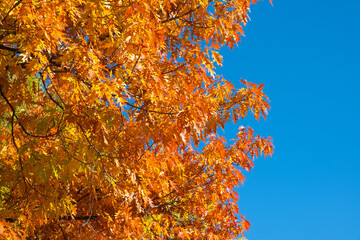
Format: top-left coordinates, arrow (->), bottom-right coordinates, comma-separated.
217,1 -> 360,239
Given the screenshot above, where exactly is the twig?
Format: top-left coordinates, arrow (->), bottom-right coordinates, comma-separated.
0,44 -> 20,53
1,0 -> 23,24
41,71 -> 64,110
0,85 -> 59,138
77,122 -> 103,157
58,224 -> 68,240
125,102 -> 176,115
161,6 -> 200,23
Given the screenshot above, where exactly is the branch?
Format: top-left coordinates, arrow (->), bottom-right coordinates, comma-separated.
77,122 -> 103,157
1,0 -> 23,24
161,6 -> 201,23
41,71 -> 64,110
58,224 -> 68,240
61,215 -> 99,221
0,85 -> 59,138
75,188 -> 101,203
125,102 -> 176,115
162,63 -> 186,75
4,215 -> 99,223
0,44 -> 20,53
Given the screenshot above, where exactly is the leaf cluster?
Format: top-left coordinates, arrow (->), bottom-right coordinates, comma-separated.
0,0 -> 273,239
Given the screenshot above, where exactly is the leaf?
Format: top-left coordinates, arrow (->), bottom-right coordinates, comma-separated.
212,50 -> 223,66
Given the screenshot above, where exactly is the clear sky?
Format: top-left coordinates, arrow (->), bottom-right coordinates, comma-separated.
217,1 -> 360,239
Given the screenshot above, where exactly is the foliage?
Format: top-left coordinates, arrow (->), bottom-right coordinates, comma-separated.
0,0 -> 273,239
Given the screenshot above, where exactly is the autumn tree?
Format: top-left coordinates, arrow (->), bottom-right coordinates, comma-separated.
0,0 -> 273,239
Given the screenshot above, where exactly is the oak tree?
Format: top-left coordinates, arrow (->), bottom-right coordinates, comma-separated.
0,0 -> 273,239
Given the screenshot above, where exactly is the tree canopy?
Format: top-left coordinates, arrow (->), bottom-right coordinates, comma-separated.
0,0 -> 273,239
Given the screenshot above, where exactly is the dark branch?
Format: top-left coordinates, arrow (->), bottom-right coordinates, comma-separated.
41,71 -> 64,110
58,224 -> 68,240
5,215 -> 99,223
125,102 -> 176,115
0,85 -> 59,138
1,0 -> 23,24
161,6 -> 200,23
77,122 -> 103,157
61,216 -> 99,221
0,44 -> 20,53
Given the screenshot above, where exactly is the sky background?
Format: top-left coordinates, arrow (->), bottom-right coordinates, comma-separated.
216,1 -> 360,240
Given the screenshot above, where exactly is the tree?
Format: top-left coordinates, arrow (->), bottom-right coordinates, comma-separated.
0,0 -> 273,239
